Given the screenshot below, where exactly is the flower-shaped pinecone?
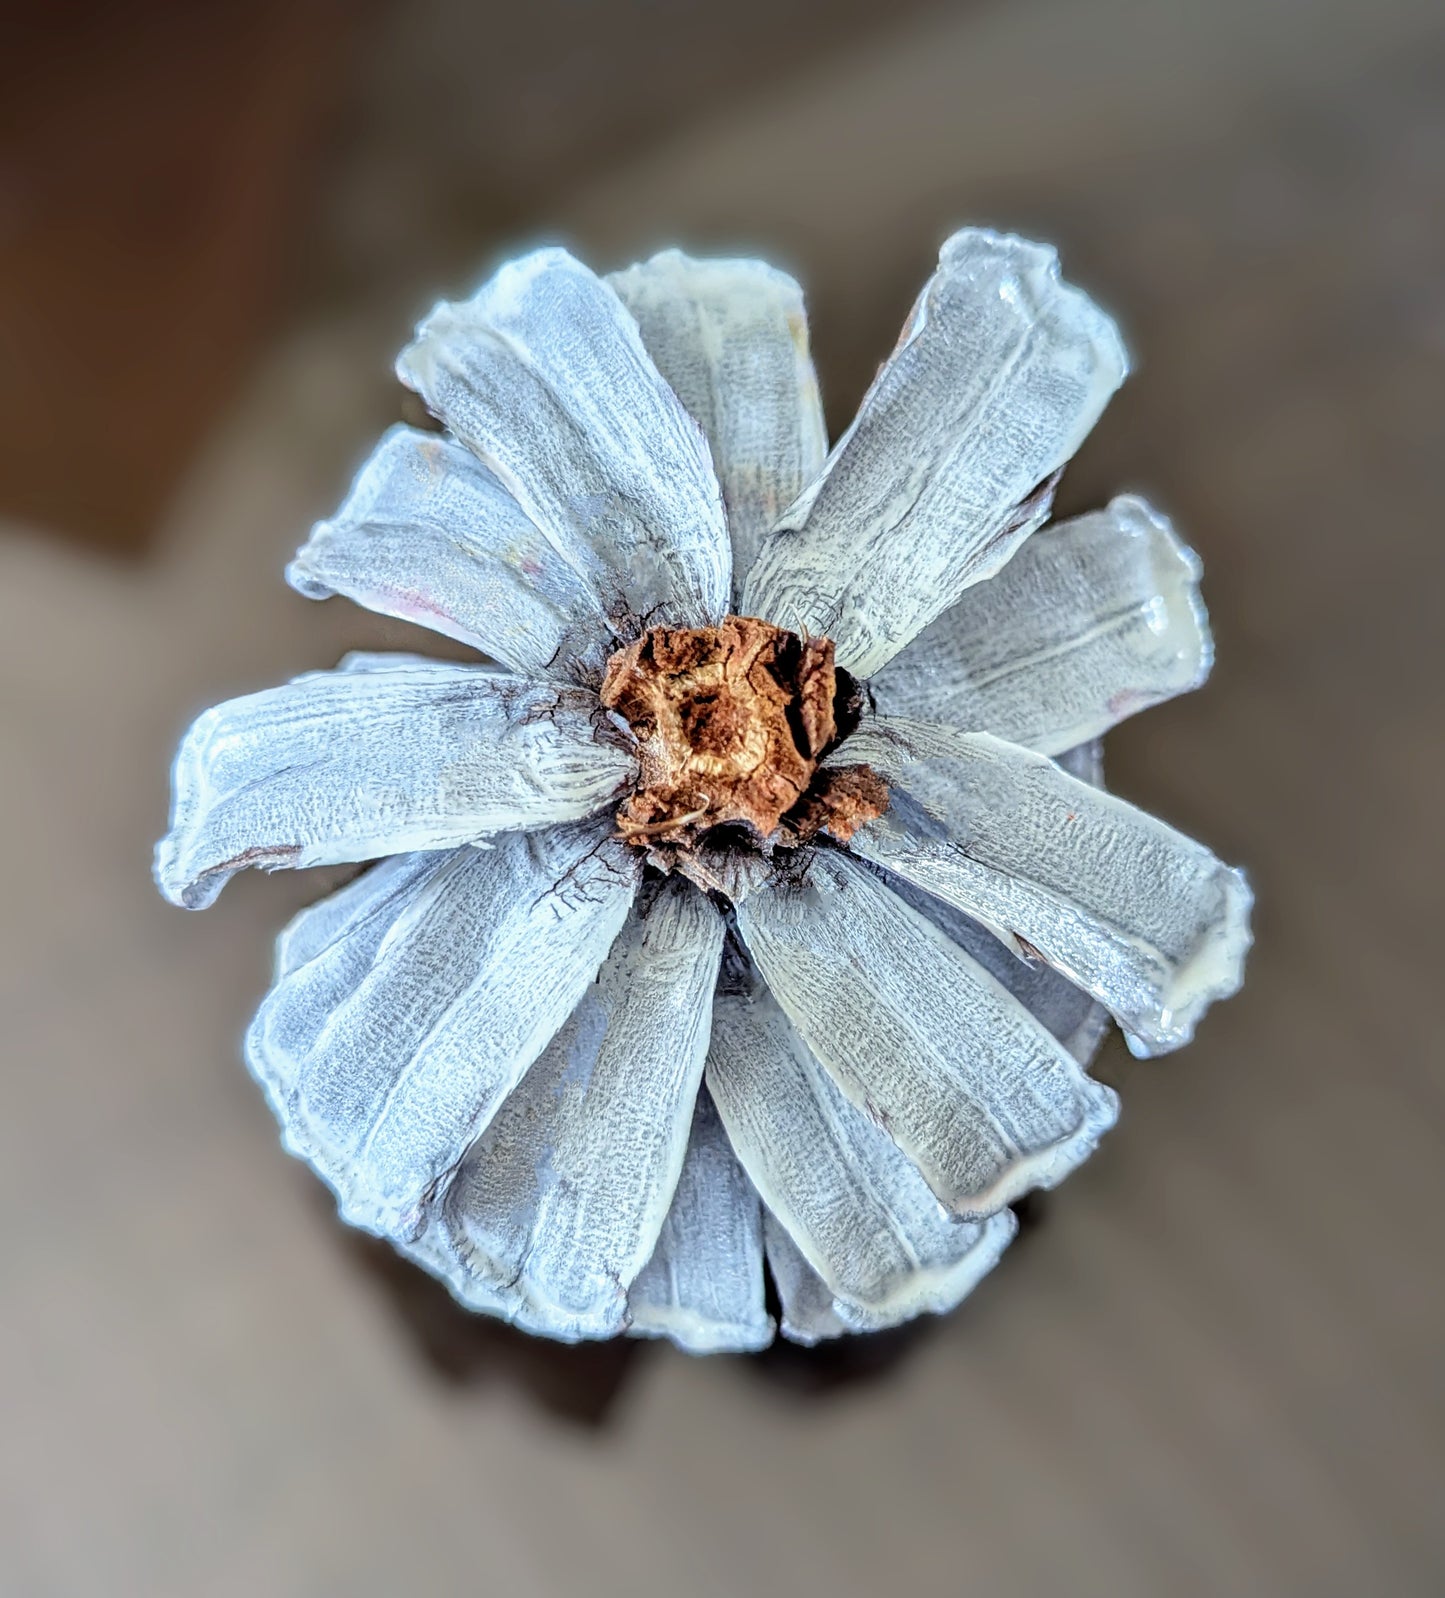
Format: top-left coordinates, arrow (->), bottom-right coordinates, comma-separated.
156,232 -> 1251,1350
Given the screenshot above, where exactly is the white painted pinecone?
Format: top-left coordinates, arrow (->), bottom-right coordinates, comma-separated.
156,232 -> 1251,1350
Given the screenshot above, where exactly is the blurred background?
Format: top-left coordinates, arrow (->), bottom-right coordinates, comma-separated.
2,0 -> 1442,1592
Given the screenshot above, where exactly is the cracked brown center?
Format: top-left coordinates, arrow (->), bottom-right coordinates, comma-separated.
600,615 -> 888,865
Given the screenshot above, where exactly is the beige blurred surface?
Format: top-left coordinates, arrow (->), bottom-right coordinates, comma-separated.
2,2 -> 1443,1594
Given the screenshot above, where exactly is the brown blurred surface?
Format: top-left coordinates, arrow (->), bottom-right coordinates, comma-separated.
2,2 -> 1443,1594
0,1 -> 344,553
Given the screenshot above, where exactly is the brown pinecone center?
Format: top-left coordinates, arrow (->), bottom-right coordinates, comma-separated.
599,615 -> 887,866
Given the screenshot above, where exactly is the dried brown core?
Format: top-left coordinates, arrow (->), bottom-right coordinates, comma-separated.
600,615 -> 888,865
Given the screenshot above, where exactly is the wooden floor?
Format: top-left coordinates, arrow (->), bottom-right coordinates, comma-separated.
2,2 -> 1442,1593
